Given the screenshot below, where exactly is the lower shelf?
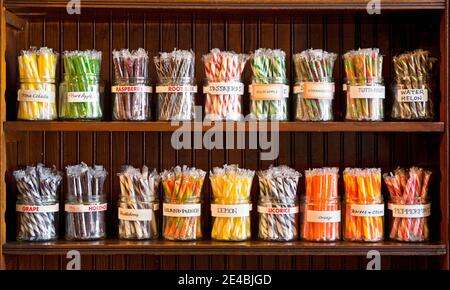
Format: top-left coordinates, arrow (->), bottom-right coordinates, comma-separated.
2,240 -> 446,256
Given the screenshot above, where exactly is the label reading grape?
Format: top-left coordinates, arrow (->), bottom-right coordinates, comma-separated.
16,203 -> 59,213
306,210 -> 341,223
349,85 -> 385,99
112,85 -> 152,93
388,203 -> 430,218
396,89 -> 428,102
118,208 -> 152,221
155,85 -> 197,93
350,204 -> 384,217
249,84 -> 289,100
67,92 -> 99,103
163,203 -> 201,217
203,82 -> 244,95
211,204 -> 252,217
18,89 -> 55,103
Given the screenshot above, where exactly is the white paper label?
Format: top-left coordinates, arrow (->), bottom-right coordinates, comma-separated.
349,85 -> 385,99
16,203 -> 59,213
112,85 -> 152,93
118,208 -> 152,221
294,82 -> 335,100
18,89 -> 55,103
306,210 -> 341,223
396,89 -> 428,102
204,82 -> 244,95
211,204 -> 252,217
350,204 -> 384,217
65,203 -> 107,213
67,91 -> 99,103
249,84 -> 289,100
163,203 -> 201,217
257,206 -> 299,215
156,85 -> 197,93
388,203 -> 430,218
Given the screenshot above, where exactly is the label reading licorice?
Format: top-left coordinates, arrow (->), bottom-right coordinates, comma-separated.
156,85 -> 197,93
249,84 -> 289,100
65,203 -> 107,213
396,89 -> 428,102
118,208 -> 153,221
18,89 -> 56,103
388,203 -> 430,218
112,85 -> 152,93
349,85 -> 385,99
203,82 -> 244,95
257,206 -> 299,215
16,203 -> 59,213
306,210 -> 341,223
293,82 -> 335,100
163,203 -> 201,217
67,91 -> 100,103
350,204 -> 384,217
211,204 -> 252,218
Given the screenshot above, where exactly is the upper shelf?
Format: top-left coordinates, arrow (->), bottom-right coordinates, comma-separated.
4,0 -> 446,11
3,121 -> 445,132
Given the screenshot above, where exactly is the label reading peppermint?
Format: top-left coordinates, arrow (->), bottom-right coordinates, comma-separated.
257,206 -> 299,215
350,204 -> 384,217
65,203 -> 107,213
396,89 -> 428,102
349,85 -> 385,99
211,204 -> 252,218
155,85 -> 197,93
16,203 -> 59,213
18,89 -> 56,103
306,210 -> 341,223
249,84 -> 289,100
112,85 -> 152,93
388,203 -> 430,218
118,208 -> 152,221
204,82 -> 244,95
67,92 -> 99,103
294,82 -> 335,100
163,203 -> 201,217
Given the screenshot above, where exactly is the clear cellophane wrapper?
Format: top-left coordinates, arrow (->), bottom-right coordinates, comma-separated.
210,165 -> 254,241
301,167 -> 340,241
343,168 -> 384,242
257,165 -> 301,241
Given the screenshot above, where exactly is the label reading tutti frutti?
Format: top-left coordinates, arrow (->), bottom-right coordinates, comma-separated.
163,203 -> 201,217
203,82 -> 244,95
249,84 -> 289,100
388,203 -> 430,218
396,89 -> 428,102
350,204 -> 384,217
306,210 -> 341,223
349,85 -> 385,99
211,204 -> 252,218
16,203 -> 59,213
67,92 -> 100,103
18,89 -> 56,103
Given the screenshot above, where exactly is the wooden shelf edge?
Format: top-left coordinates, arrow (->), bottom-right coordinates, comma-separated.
2,240 -> 446,256
3,121 -> 445,133
4,0 -> 446,11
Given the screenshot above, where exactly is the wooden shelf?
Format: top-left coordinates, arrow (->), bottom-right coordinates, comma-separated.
2,240 -> 446,256
4,0 -> 446,11
3,121 -> 445,132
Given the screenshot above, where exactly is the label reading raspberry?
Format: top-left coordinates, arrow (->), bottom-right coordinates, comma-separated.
112,85 -> 152,93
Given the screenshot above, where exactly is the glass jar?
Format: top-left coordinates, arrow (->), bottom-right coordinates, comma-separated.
294,77 -> 334,121
388,196 -> 430,242
65,195 -> 107,240
17,78 -> 58,120
343,196 -> 384,242
112,77 -> 152,121
204,78 -> 244,121
300,197 -> 341,242
162,196 -> 202,241
118,196 -> 159,240
211,197 -> 252,241
59,74 -> 103,120
16,195 -> 59,241
344,77 -> 385,121
249,77 -> 289,121
156,77 -> 196,121
391,75 -> 434,120
258,197 -> 298,241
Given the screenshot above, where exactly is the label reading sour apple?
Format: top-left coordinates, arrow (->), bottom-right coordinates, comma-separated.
112,86 -> 152,93
67,91 -> 100,103
349,85 -> 385,99
65,203 -> 108,213
249,84 -> 289,100
396,89 -> 428,102
155,85 -> 197,93
204,82 -> 244,95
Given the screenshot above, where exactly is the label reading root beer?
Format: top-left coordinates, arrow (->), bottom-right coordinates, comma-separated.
249,84 -> 289,100
257,206 -> 299,215
349,85 -> 385,99
350,204 -> 384,217
163,203 -> 201,217
306,210 -> 341,223
67,92 -> 100,103
396,89 -> 428,102
211,204 -> 252,218
388,203 -> 430,218
16,203 -> 59,213
65,203 -> 107,213
112,85 -> 152,93
203,82 -> 244,95
118,208 -> 152,221
18,89 -> 56,103
155,85 -> 197,93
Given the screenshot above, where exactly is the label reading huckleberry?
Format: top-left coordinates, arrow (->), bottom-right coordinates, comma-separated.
118,208 -> 152,221
163,203 -> 201,217
306,210 -> 341,223
249,84 -> 289,100
65,203 -> 107,213
211,204 -> 252,217
16,203 -> 59,213
350,204 -> 384,217
204,82 -> 244,95
396,89 -> 428,102
67,91 -> 100,103
349,85 -> 385,99
388,203 -> 431,218
257,206 -> 299,215
18,89 -> 56,103
155,85 -> 197,93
